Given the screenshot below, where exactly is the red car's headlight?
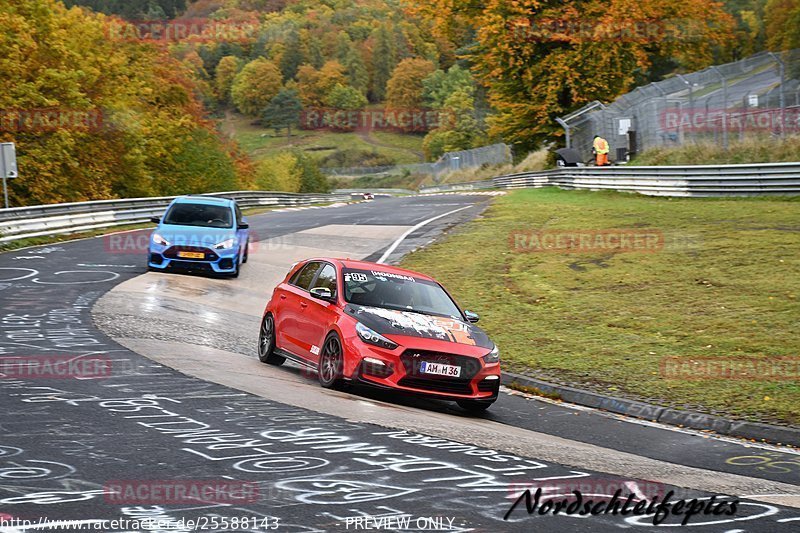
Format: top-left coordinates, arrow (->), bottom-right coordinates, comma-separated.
483,344 -> 500,364
356,322 -> 398,350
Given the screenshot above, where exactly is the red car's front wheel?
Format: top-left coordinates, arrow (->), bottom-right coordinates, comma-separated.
318,332 -> 346,390
258,314 -> 285,366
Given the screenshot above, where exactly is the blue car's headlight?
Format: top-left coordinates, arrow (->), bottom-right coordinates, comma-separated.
483,344 -> 500,364
213,238 -> 236,250
152,233 -> 170,246
356,322 -> 398,350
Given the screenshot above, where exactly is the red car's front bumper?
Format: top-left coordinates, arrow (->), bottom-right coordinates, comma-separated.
342,334 -> 501,402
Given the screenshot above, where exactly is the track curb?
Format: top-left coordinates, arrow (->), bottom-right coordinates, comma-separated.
502,372 -> 800,447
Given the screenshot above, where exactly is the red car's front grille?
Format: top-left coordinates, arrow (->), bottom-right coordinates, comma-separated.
397,376 -> 473,395
399,350 -> 481,379
397,349 -> 481,395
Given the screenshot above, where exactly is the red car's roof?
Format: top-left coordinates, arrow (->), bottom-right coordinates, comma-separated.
313,258 -> 437,282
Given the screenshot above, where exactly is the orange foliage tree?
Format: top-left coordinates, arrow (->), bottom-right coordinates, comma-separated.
386,58 -> 437,108
406,0 -> 735,150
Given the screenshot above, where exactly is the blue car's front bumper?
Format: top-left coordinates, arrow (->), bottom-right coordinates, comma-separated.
148,243 -> 241,274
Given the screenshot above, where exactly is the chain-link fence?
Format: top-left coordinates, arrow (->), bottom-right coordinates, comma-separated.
558,50 -> 800,163
321,143 -> 512,181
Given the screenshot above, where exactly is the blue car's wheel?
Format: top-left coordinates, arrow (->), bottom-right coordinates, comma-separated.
229,252 -> 241,278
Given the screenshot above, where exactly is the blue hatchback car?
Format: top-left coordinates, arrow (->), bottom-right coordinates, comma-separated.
147,196 -> 250,277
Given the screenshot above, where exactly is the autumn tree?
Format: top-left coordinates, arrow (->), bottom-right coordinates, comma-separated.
301,30 -> 325,68
296,64 -> 323,106
0,0 -> 244,205
254,151 -> 329,193
231,58 -> 282,116
423,88 -> 482,160
215,56 -> 241,104
324,84 -> 368,110
64,0 -> 187,18
386,58 -> 436,108
765,0 -> 800,51
296,61 -> 348,106
407,0 -> 735,151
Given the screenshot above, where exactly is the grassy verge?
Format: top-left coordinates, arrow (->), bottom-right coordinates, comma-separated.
631,135 -> 800,166
401,188 -> 800,425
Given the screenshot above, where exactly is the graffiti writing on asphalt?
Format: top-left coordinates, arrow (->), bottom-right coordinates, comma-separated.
725,452 -> 800,475
0,292 -> 105,355
1,380 -> 797,530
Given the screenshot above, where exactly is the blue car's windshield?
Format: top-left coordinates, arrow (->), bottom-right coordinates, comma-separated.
163,203 -> 233,229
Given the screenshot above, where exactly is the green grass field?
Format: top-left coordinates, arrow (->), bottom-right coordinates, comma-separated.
401,188 -> 800,425
222,113 -> 425,165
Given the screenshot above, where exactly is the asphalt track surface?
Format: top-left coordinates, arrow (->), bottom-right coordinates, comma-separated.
0,195 -> 798,532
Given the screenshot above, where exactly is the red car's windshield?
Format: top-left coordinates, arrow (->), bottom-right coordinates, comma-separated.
343,268 -> 463,319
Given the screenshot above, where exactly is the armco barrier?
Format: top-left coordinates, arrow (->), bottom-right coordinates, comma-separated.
334,188 -> 416,195
419,162 -> 800,197
0,191 -> 349,243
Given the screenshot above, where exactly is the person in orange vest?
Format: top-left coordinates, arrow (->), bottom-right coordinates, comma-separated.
593,135 -> 610,166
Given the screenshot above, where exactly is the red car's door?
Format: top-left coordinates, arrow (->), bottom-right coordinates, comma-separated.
276,261 -> 322,359
295,262 -> 340,365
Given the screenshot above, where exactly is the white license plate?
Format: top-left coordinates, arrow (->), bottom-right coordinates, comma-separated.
420,361 -> 461,377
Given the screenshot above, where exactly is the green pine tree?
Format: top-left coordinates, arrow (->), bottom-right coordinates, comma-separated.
280,29 -> 304,82
370,24 -> 396,102
344,49 -> 369,95
262,89 -> 303,139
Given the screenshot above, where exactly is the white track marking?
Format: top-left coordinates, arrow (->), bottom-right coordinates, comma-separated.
377,206 -> 472,264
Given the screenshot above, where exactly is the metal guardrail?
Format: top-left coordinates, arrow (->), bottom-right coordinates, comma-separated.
0,191 -> 350,243
419,162 -> 800,197
334,188 -> 416,195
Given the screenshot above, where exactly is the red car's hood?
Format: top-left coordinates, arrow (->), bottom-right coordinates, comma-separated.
345,304 -> 494,353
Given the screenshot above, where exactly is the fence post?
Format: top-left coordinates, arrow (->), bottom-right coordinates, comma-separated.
555,117 -> 571,148
710,66 -> 728,150
767,52 -> 786,140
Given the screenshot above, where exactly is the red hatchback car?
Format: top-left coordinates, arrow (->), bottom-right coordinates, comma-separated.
258,258 -> 501,411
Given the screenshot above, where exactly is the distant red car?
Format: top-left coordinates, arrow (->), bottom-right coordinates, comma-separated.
258,258 -> 501,411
